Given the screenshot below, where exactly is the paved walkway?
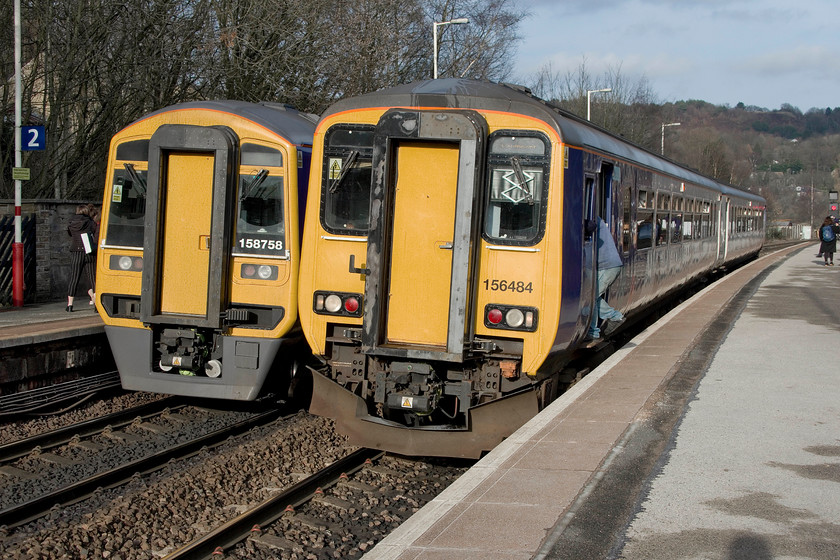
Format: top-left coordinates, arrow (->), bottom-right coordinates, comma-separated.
617,245 -> 840,559
363,243 -> 840,560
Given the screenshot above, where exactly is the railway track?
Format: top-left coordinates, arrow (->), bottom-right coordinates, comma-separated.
165,447 -> 384,559
0,396 -> 180,463
164,449 -> 471,559
0,403 -> 287,529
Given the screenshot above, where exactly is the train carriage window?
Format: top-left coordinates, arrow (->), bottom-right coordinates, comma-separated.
483,131 -> 550,245
671,195 -> 683,243
321,125 -> 375,234
234,147 -> 287,258
656,192 -> 670,246
105,163 -> 148,248
636,189 -> 654,249
622,185 -> 631,252
700,200 -> 712,238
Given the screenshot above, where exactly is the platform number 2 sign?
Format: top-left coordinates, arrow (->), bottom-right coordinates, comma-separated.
22,126 -> 46,151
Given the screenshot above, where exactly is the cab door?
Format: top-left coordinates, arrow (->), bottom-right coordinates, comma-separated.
362,110 -> 487,362
140,124 -> 238,329
159,153 -> 214,316
385,141 -> 459,347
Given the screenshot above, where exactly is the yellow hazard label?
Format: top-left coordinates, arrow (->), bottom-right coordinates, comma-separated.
328,158 -> 342,180
112,184 -> 123,203
401,396 -> 413,409
172,356 -> 182,366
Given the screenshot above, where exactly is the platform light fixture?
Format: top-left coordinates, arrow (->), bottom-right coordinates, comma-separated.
433,18 -> 470,79
661,122 -> 681,155
586,88 -> 611,120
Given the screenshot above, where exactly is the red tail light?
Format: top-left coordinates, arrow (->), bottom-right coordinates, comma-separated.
344,297 -> 359,313
487,308 -> 503,324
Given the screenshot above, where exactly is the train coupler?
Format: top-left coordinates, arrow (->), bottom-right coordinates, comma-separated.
157,328 -> 215,375
374,362 -> 440,414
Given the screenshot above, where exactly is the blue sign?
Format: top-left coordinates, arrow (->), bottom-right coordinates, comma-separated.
22,126 -> 45,151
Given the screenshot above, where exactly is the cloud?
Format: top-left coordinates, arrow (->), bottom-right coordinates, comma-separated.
736,45 -> 840,76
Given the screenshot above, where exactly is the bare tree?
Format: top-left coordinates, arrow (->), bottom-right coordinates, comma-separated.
1,0 -> 528,200
524,58 -> 660,147
426,0 -> 525,81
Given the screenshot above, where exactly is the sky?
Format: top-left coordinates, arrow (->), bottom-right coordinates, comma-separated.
512,0 -> 840,111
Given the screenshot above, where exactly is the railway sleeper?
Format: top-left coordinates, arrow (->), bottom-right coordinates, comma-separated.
249,533 -> 304,553
337,479 -> 378,494
313,494 -> 354,511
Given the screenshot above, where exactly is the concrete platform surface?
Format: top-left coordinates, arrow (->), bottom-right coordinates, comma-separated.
0,301 -> 102,348
363,243 -> 838,560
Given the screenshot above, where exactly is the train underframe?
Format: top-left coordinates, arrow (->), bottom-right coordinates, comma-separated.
308,327 -> 560,458
106,323 -> 306,401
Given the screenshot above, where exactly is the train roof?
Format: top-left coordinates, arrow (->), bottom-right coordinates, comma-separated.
324,79 -> 764,206
121,100 -> 318,146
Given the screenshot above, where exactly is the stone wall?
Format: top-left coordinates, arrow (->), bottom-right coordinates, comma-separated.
1,200 -> 100,304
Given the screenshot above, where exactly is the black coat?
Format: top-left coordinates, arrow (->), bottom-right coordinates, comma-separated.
67,214 -> 98,253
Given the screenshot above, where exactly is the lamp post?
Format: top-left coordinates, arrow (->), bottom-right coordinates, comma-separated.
586,88 -> 611,120
433,18 -> 469,79
661,122 -> 681,155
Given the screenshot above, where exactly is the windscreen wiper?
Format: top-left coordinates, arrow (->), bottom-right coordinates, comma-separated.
241,169 -> 268,200
329,150 -> 359,194
123,163 -> 147,196
509,156 -> 534,204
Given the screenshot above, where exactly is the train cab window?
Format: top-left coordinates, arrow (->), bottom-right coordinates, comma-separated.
636,189 -> 654,250
483,132 -> 550,245
105,163 -> 148,248
321,125 -> 375,234
241,142 -> 283,167
115,140 -> 149,162
234,157 -> 286,258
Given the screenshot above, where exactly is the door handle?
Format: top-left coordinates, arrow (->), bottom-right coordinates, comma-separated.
438,242 -> 453,250
349,254 -> 370,275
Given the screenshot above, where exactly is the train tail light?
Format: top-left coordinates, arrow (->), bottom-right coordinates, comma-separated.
313,291 -> 363,317
484,305 -> 538,332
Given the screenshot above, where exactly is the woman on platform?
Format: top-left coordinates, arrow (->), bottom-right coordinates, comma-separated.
66,204 -> 97,311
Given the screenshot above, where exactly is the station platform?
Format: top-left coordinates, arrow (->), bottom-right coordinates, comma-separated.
365,242 -> 840,560
0,300 -> 102,349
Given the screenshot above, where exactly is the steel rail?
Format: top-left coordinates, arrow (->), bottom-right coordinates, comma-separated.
0,397 -> 181,463
163,447 -> 384,560
0,408 -> 286,529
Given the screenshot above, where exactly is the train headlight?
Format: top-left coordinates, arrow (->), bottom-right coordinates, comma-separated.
240,263 -> 277,280
109,255 -> 143,271
325,294 -> 342,313
313,291 -> 364,317
505,308 -> 525,328
484,304 -> 538,332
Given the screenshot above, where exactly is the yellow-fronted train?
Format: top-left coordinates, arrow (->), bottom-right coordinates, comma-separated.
96,101 -> 316,400
297,79 -> 765,458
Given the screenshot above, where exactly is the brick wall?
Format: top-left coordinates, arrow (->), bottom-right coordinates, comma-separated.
1,200 -> 100,304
